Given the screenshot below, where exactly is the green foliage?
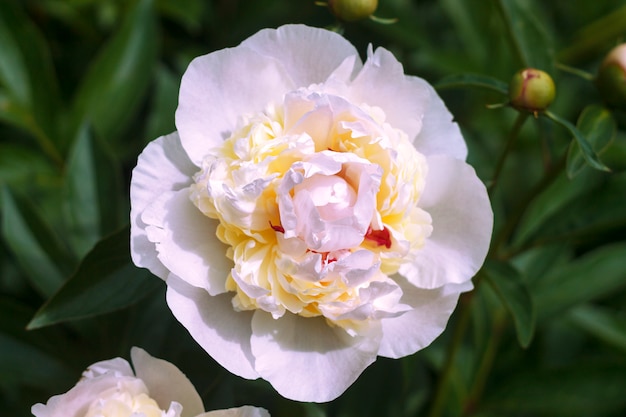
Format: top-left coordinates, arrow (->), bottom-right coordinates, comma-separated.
1,0 -> 626,416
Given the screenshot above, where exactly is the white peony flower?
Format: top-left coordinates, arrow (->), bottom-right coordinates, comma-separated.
130,24 -> 493,402
31,347 -> 269,417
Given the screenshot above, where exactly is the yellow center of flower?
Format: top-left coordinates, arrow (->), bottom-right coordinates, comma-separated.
190,91 -> 432,333
84,391 -> 167,417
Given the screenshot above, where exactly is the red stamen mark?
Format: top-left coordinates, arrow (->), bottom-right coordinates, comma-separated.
308,249 -> 337,265
269,221 -> 284,233
365,226 -> 392,249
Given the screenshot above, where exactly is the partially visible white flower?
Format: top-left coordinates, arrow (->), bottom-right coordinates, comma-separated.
31,347 -> 269,417
130,24 -> 493,402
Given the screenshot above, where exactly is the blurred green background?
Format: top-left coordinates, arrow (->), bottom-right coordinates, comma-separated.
1,0 -> 626,416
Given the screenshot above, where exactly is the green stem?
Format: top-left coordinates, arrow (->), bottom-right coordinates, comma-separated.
493,154 -> 566,259
555,62 -> 595,81
488,112 -> 529,194
427,290 -> 475,417
462,310 -> 506,416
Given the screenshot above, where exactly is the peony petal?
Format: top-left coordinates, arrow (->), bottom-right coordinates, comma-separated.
378,277 -> 471,358
399,155 -> 492,289
348,46 -> 429,142
31,367 -> 135,417
412,78 -> 468,160
131,347 -> 204,417
131,133 -> 198,280
250,312 -> 380,402
197,406 -> 270,417
240,24 -> 362,88
142,189 -> 231,295
166,277 -> 259,380
176,46 -> 294,165
82,357 -> 134,378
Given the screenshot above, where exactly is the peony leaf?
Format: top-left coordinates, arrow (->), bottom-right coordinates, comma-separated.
27,225 -> 162,329
71,0 -> 158,144
0,0 -> 62,160
483,362 -> 626,416
0,298 -> 75,386
545,110 -> 611,173
435,73 -> 509,95
484,260 -> 535,348
532,243 -> 626,320
568,304 -> 626,354
495,0 -> 554,72
566,105 -> 616,178
514,171 -> 626,249
143,65 -> 180,141
0,186 -> 75,297
63,124 -> 123,257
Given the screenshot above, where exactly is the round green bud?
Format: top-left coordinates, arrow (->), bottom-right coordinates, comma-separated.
596,44 -> 626,110
508,68 -> 556,113
328,0 -> 378,22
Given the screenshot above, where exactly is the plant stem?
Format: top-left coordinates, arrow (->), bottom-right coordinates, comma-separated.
462,310 -> 507,416
488,112 -> 529,194
427,290 -> 475,417
555,62 -> 595,81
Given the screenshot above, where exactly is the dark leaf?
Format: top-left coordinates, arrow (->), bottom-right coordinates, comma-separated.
495,0 -> 554,72
566,105 -> 616,178
533,243 -> 626,320
63,124 -> 122,256
435,73 -> 509,95
545,110 -> 611,173
485,260 -> 535,347
0,187 -> 75,297
71,0 -> 158,143
28,226 -> 162,329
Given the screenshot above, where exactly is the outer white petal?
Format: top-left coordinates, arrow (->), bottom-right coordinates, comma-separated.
130,133 -> 198,279
131,347 -> 205,417
240,24 -> 362,88
176,47 -> 294,165
412,78 -> 468,160
399,155 -> 492,289
197,406 -> 270,417
378,277 -> 472,358
166,277 -> 259,380
142,189 -> 231,295
250,312 -> 380,402
347,46 -> 429,142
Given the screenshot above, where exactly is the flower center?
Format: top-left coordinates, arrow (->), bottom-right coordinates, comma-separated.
84,391 -> 172,417
296,174 -> 356,221
190,90 -> 433,333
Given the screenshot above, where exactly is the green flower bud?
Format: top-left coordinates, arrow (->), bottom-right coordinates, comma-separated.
508,68 -> 556,114
328,0 -> 378,22
596,43 -> 626,110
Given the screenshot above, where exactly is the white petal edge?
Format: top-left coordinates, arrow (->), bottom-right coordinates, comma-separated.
378,278 -> 472,358
196,406 -> 271,417
176,46 -> 295,165
166,276 -> 259,380
130,133 -> 198,279
250,312 -> 380,402
131,347 -> 205,417
399,155 -> 492,289
240,24 -> 362,88
142,189 -> 231,295
412,77 -> 468,160
347,46 -> 429,143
